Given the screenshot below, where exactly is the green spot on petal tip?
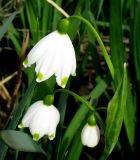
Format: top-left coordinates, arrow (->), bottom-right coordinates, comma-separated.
72,71 -> 76,76
61,77 -> 68,88
18,122 -> 24,128
23,58 -> 28,67
37,72 -> 43,82
33,133 -> 40,141
49,134 -> 55,140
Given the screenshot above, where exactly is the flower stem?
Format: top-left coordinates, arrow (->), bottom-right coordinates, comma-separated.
55,89 -> 105,130
70,15 -> 115,79
55,89 -> 94,111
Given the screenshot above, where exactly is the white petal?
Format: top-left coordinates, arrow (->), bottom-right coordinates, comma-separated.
47,106 -> 60,140
35,49 -> 58,82
81,124 -> 100,148
21,101 -> 43,127
55,34 -> 76,87
29,105 -> 51,139
29,104 -> 60,140
25,31 -> 59,67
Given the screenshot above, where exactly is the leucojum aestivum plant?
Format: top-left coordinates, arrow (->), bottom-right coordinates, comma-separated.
0,3 -> 128,160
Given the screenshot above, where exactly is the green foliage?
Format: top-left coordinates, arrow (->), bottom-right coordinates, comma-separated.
0,11 -> 16,40
100,64 -> 128,159
0,0 -> 139,159
0,130 -> 46,155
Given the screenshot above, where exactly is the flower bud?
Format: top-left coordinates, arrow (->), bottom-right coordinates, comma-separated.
81,124 -> 100,148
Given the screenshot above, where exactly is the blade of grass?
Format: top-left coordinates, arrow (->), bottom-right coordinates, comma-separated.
0,11 -> 16,40
110,0 -> 124,86
52,0 -> 63,29
100,63 -> 128,159
0,78 -> 36,160
8,25 -> 22,56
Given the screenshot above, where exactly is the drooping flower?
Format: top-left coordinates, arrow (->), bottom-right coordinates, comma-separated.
23,19 -> 76,88
81,114 -> 100,148
18,99 -> 60,141
81,123 -> 100,148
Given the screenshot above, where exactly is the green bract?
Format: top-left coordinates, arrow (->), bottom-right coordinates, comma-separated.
87,114 -> 96,126
43,94 -> 54,106
57,19 -> 69,34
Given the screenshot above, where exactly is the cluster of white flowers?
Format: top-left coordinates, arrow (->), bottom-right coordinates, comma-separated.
19,19 -> 100,148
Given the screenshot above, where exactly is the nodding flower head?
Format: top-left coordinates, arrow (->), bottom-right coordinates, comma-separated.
23,19 -> 76,88
81,123 -> 100,148
81,114 -> 100,148
18,100 -> 60,141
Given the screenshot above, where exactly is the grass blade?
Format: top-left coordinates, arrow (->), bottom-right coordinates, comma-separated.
0,11 -> 16,40
110,0 -> 124,86
100,63 -> 128,159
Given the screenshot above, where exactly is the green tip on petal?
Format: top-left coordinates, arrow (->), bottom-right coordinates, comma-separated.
57,19 -> 69,34
23,58 -> 28,67
36,72 -> 44,82
43,94 -> 54,106
72,71 -> 76,76
49,134 -> 55,140
61,76 -> 68,88
33,133 -> 40,141
87,114 -> 96,126
18,122 -> 24,128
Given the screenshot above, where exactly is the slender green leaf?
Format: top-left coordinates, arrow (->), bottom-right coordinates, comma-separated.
52,0 -> 63,29
0,130 -> 46,155
42,1 -> 51,33
96,0 -> 104,19
58,104 -> 89,160
25,0 -> 38,43
133,2 -> 140,82
0,79 -> 36,160
53,81 -> 70,160
110,0 -> 124,86
124,85 -> 136,148
100,63 -> 128,159
8,25 -> 22,56
0,12 -> 16,40
67,129 -> 83,160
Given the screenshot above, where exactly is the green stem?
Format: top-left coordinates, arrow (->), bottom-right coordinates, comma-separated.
55,89 -> 94,111
55,89 -> 105,131
70,15 -> 114,79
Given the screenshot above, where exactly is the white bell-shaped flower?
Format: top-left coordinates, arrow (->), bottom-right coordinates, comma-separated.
23,30 -> 76,88
18,100 -> 60,141
81,123 -> 100,148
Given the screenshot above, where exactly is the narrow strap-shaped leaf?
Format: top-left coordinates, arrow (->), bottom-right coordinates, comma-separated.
67,127 -> 83,160
0,11 -> 16,40
110,0 -> 124,86
0,78 -> 36,160
100,63 -> 128,159
57,104 -> 89,160
0,130 -> 46,155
